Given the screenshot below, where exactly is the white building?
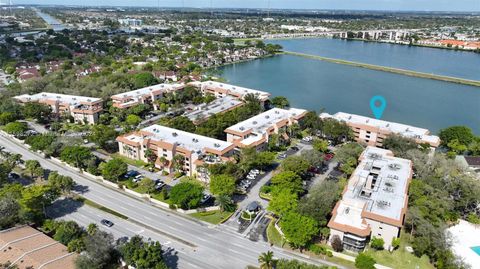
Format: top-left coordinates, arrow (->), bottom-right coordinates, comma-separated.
118,18 -> 143,27
320,112 -> 440,148
189,81 -> 271,104
225,108 -> 307,150
116,125 -> 235,181
111,83 -> 185,110
328,147 -> 413,251
14,92 -> 103,124
184,96 -> 244,124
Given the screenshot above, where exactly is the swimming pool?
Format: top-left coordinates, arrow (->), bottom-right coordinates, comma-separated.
470,246 -> 480,256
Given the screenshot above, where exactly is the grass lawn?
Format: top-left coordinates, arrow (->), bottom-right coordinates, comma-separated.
74,196 -> 128,220
266,219 -> 285,247
189,210 -> 234,224
111,153 -> 148,167
364,232 -> 434,269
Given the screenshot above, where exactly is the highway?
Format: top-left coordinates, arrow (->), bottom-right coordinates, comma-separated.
0,133 -> 345,269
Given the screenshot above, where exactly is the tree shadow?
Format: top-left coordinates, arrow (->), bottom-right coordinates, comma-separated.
73,184 -> 89,194
46,197 -> 83,219
163,247 -> 179,269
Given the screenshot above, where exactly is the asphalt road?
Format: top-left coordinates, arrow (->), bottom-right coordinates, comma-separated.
0,133 -> 345,269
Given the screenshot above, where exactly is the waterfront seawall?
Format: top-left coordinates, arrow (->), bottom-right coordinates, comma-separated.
283,51 -> 480,87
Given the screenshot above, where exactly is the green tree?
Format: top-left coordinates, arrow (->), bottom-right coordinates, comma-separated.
169,181 -> 204,209
280,211 -> 319,249
138,178 -> 156,194
0,195 -> 21,229
133,72 -> 158,89
168,116 -> 196,133
60,146 -> 93,169
334,142 -> 364,175
355,253 -> 376,269
47,171 -> 74,194
0,112 -> 16,125
312,138 -> 329,152
301,149 -> 324,168
22,102 -> 51,123
270,171 -> 303,194
75,231 -> 118,269
321,118 -> 353,144
439,126 -> 474,146
20,185 -> 58,221
268,188 -> 298,216
87,223 -> 98,236
383,134 -> 419,158
370,237 -> 385,250
298,180 -> 341,226
217,194 -> 236,212
53,221 -> 84,245
89,124 -> 118,149
210,174 -> 236,196
447,139 -> 468,154
25,160 -> 44,180
99,159 -> 128,182
271,96 -> 290,108
258,251 -> 276,269
126,114 -> 142,126
25,134 -> 56,151
280,155 -> 310,177
3,121 -> 28,135
119,235 -> 168,269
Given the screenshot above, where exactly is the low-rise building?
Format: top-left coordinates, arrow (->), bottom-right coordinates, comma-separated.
190,81 -> 271,104
184,96 -> 244,124
14,92 -> 103,124
328,147 -> 413,251
0,225 -> 77,269
116,124 -> 235,181
225,108 -> 307,150
320,112 -> 440,147
111,83 -> 185,110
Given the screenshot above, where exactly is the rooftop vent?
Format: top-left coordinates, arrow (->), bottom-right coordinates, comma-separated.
192,138 -> 199,143
172,132 -> 178,137
265,115 -> 270,119
386,123 -> 390,127
376,200 -> 391,208
388,163 -> 401,170
239,127 -> 245,131
214,143 -> 221,148
369,153 -> 381,159
275,110 -> 280,114
348,115 -> 352,120
345,207 -> 350,214
252,121 -> 257,125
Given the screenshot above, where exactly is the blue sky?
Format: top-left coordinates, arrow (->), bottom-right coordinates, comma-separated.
14,0 -> 480,12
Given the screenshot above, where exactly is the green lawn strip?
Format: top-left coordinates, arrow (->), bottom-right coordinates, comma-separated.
364,232 -> 434,269
189,210 -> 234,225
259,191 -> 272,200
111,153 -> 148,167
74,196 -> 128,220
266,219 -> 285,247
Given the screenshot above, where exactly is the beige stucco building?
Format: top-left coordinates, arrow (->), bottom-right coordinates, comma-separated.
224,108 -> 307,150
328,146 -> 412,251
116,124 -> 235,182
14,92 -> 103,125
320,112 -> 440,148
111,83 -> 185,110
189,81 -> 271,104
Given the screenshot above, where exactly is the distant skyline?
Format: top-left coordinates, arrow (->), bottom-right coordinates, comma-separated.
12,0 -> 480,12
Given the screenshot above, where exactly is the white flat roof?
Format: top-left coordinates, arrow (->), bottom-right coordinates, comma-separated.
14,92 -> 101,105
321,112 -> 440,144
111,83 -> 184,100
196,81 -> 271,100
184,96 -> 242,122
226,107 -> 306,134
448,220 -> 480,268
333,147 -> 411,230
135,124 -> 233,152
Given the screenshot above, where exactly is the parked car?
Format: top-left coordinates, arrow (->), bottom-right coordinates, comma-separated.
324,153 -> 335,161
133,174 -> 143,183
123,170 -> 139,179
290,146 -> 299,151
100,219 -> 114,227
250,169 -> 260,175
155,181 -> 166,190
278,153 -> 287,159
200,194 -> 212,204
302,136 -> 313,142
246,174 -> 256,180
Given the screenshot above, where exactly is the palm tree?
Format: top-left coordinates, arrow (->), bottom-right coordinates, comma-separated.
87,223 -> 98,236
258,251 -> 275,269
217,195 -> 235,212
243,93 -> 260,105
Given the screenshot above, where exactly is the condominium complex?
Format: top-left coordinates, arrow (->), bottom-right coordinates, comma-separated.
190,81 -> 271,104
14,92 -> 103,124
111,83 -> 185,109
320,112 -> 440,147
184,95 -> 244,124
328,146 -> 412,251
225,108 -> 307,150
116,124 -> 235,181
0,226 -> 77,269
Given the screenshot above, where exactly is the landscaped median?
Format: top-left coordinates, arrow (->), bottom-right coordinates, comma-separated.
188,210 -> 235,225
73,196 -> 128,220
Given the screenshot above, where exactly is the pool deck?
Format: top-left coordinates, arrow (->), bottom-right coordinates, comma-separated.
448,220 -> 480,268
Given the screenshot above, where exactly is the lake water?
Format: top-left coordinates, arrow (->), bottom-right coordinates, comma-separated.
219,53 -> 480,135
268,38 -> 480,81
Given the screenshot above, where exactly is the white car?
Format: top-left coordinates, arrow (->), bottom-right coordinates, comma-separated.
133,175 -> 143,183
250,169 -> 260,175
246,175 -> 256,180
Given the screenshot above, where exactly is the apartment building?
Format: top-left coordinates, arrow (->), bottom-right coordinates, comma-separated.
184,95 -> 244,124
14,92 -> 103,124
190,81 -> 271,104
225,108 -> 307,150
328,146 -> 412,251
116,124 -> 235,181
320,112 -> 440,147
0,226 -> 77,269
111,83 -> 185,110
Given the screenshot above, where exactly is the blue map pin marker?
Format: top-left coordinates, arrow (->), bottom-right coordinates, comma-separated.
370,95 -> 387,119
